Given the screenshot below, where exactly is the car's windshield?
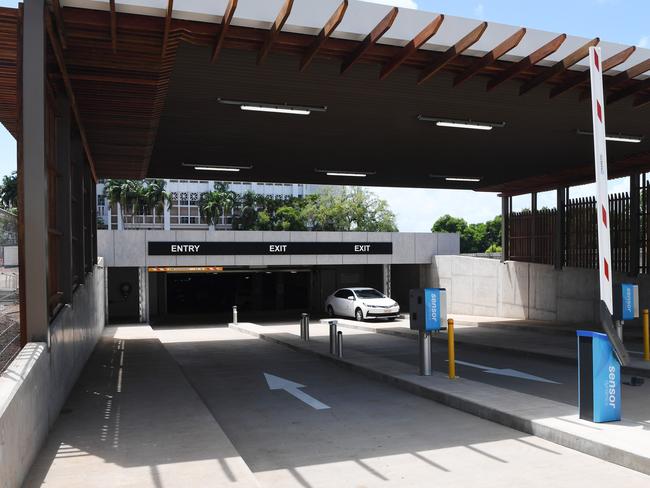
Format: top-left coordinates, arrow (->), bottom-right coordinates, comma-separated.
354,289 -> 385,299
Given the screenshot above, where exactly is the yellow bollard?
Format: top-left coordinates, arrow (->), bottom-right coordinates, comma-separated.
448,318 -> 456,379
643,308 -> 650,361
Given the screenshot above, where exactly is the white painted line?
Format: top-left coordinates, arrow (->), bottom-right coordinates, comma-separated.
264,373 -> 330,410
453,360 -> 561,384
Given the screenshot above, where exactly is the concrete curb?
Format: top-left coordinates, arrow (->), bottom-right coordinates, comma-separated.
331,320 -> 650,378
230,322 -> 650,476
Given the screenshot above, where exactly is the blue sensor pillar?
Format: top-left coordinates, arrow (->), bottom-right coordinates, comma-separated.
409,288 -> 447,332
577,330 -> 621,423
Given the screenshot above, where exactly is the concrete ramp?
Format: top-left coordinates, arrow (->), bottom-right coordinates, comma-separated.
24,325 -> 259,488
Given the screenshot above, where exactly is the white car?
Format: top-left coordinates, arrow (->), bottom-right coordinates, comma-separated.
325,287 -> 400,322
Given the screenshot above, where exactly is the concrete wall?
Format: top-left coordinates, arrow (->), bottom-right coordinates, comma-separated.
427,255 -> 646,324
2,246 -> 18,267
0,261 -> 105,488
98,230 -> 460,267
107,267 -> 140,323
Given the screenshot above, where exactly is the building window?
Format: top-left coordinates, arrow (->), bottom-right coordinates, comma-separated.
170,191 -> 203,225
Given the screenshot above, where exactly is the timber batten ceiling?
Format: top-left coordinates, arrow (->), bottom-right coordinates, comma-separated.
0,1 -> 648,193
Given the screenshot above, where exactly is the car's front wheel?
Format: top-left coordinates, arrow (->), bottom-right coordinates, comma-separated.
355,308 -> 364,322
327,305 -> 335,317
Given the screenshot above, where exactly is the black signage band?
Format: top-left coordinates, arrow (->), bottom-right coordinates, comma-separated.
148,242 -> 393,256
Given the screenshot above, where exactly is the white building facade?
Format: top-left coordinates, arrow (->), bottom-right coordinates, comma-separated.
97,179 -> 324,231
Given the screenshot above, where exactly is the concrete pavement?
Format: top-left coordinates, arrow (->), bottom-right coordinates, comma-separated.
230,319 -> 650,476
329,314 -> 650,377
156,324 -> 649,488
24,325 -> 259,488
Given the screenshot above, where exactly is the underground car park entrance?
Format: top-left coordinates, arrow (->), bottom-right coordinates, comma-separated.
3,0 -> 650,486
99,230 -> 453,323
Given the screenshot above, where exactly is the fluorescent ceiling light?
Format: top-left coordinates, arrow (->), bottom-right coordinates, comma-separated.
241,105 -> 311,115
576,129 -> 643,144
218,98 -> 327,116
315,169 -> 375,178
182,163 -> 253,172
445,177 -> 482,182
418,115 -> 506,131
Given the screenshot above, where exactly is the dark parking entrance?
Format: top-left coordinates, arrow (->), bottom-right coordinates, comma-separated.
164,270 -> 311,316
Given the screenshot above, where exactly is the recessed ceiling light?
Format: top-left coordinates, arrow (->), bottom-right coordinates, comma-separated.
218,98 -> 327,116
418,115 -> 506,131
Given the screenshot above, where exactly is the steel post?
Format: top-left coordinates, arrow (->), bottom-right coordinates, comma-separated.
232,305 -> 238,325
419,330 -> 431,376
303,313 -> 310,342
329,320 -> 338,355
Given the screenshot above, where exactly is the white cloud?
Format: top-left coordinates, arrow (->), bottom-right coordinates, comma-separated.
367,187 -> 501,232
639,36 -> 649,48
366,0 -> 418,9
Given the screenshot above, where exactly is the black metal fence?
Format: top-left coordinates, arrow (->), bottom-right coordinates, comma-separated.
507,185 -> 649,274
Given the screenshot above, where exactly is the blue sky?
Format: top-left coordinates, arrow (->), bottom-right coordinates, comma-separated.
0,0 -> 646,230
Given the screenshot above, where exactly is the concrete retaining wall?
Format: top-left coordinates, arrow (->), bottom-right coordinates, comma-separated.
98,230 -> 460,267
0,261 -> 105,488
428,256 -> 650,324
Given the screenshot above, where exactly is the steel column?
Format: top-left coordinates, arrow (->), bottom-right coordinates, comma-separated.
555,187 -> 566,270
22,0 -> 49,342
630,173 -> 640,277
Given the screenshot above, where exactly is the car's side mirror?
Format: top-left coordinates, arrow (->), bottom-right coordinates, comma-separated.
347,296 -> 354,300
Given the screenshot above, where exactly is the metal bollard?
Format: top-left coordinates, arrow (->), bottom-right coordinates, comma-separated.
232,305 -> 238,325
643,308 -> 650,361
419,330 -> 431,376
448,318 -> 456,379
337,331 -> 343,358
329,320 -> 338,355
302,313 -> 310,342
300,315 -> 305,340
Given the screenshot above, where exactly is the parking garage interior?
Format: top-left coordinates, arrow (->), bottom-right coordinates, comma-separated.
105,264 -> 424,325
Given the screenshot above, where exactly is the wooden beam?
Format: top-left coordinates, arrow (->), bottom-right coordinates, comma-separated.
379,14 -> 444,81
454,27 -> 526,87
519,37 -> 599,95
417,21 -> 487,85
109,0 -> 117,53
550,46 -> 635,98
607,57 -> 650,88
300,0 -> 348,72
487,33 -> 566,91
44,13 -> 97,182
51,0 -> 67,49
211,0 -> 238,63
341,7 -> 397,75
608,76 -> 650,105
161,0 -> 173,58
258,0 -> 294,65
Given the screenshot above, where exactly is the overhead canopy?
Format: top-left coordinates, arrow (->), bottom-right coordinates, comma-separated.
2,0 -> 650,194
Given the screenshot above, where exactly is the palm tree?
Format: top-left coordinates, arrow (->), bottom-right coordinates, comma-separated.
199,191 -> 224,227
141,179 -> 172,221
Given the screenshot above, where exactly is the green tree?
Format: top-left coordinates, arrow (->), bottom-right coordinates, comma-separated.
432,214 -> 502,253
0,171 -> 17,210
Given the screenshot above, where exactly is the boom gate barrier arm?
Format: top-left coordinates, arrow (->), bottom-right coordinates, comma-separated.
588,46 -> 630,366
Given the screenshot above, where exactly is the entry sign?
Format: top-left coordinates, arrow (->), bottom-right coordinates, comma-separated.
620,283 -> 639,321
577,331 -> 621,423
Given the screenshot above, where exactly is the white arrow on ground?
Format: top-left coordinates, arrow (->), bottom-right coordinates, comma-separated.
453,360 -> 561,384
264,373 -> 331,410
